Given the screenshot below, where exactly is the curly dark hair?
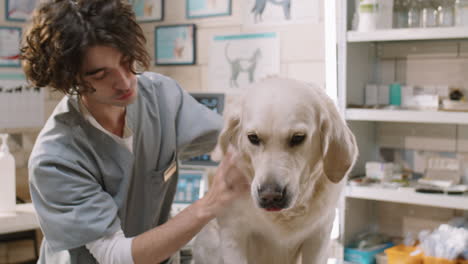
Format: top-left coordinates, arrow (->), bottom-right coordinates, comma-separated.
21,0 -> 150,95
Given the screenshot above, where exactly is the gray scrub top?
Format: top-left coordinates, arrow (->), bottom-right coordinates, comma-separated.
28,72 -> 223,263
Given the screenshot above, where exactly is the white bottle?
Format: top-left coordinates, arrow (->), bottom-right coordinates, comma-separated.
455,0 -> 468,26
0,134 -> 16,216
420,0 -> 437,27
357,0 -> 378,32
408,0 -> 422,27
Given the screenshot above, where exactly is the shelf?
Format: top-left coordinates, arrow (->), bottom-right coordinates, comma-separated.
347,27 -> 468,42
345,108 -> 468,124
0,127 -> 41,134
345,185 -> 468,210
0,203 -> 39,234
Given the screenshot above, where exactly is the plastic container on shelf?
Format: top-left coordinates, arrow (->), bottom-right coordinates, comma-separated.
345,242 -> 395,264
436,0 -> 455,27
389,83 -> 402,106
0,133 -> 16,217
408,0 -> 422,27
376,252 -> 388,264
385,245 -> 423,264
357,0 -> 379,32
420,0 -> 438,27
454,0 -> 468,26
394,0 -> 410,28
423,256 -> 457,264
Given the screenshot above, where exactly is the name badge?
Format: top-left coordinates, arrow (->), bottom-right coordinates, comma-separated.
164,160 -> 177,182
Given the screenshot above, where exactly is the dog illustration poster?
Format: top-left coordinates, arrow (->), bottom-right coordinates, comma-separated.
6,0 -> 38,21
186,0 -> 231,19
0,27 -> 21,67
155,24 -> 196,65
208,33 -> 279,92
130,0 -> 163,22
245,0 -> 319,25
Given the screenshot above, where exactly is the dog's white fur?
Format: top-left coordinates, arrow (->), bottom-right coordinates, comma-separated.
193,78 -> 358,264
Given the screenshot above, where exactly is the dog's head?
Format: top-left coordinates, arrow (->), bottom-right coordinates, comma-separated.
218,78 -> 358,212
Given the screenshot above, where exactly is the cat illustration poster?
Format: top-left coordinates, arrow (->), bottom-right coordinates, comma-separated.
208,33 -> 279,92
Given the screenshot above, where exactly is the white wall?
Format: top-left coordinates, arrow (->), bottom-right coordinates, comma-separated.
141,0 -> 326,92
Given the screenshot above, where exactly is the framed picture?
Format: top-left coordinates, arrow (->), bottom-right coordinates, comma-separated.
186,0 -> 231,19
0,27 -> 22,68
5,0 -> 39,22
129,0 -> 164,22
154,24 -> 196,66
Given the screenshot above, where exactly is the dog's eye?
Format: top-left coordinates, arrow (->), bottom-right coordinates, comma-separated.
247,134 -> 261,145
290,134 -> 306,147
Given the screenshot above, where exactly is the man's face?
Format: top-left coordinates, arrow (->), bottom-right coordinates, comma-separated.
80,45 -> 138,108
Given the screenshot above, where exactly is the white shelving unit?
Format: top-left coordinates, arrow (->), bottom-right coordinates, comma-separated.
347,27 -> 468,42
345,108 -> 468,124
325,0 -> 468,260
345,186 -> 468,210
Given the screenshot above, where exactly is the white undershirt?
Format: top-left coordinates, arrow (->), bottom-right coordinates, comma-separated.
79,101 -> 134,153
85,230 -> 134,264
78,101 -> 134,264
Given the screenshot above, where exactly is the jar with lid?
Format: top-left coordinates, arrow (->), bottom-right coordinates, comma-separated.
436,0 -> 455,26
420,0 -> 438,27
357,0 -> 379,32
454,0 -> 468,26
408,0 -> 422,27
394,0 -> 409,28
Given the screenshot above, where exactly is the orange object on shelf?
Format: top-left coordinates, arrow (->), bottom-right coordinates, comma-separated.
457,260 -> 468,264
385,245 -> 423,264
423,256 -> 457,264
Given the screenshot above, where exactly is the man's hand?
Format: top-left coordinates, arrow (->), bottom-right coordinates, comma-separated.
198,150 -> 250,219
132,149 -> 249,264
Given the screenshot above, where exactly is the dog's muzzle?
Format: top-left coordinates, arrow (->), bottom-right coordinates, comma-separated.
257,183 -> 290,211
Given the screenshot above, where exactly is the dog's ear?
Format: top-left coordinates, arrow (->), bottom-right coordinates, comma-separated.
320,101 -> 358,183
217,96 -> 242,156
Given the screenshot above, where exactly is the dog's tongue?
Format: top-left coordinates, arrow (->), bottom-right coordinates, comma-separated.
265,208 -> 282,212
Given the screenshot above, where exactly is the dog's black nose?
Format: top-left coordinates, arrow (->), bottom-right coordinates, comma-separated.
257,184 -> 288,210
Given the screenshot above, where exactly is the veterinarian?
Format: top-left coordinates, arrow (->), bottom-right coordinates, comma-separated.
21,0 -> 248,263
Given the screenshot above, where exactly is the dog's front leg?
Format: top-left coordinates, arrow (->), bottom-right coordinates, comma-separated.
301,221 -> 334,264
219,227 -> 249,264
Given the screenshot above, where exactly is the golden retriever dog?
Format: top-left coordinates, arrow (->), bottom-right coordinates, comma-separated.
193,78 -> 358,264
